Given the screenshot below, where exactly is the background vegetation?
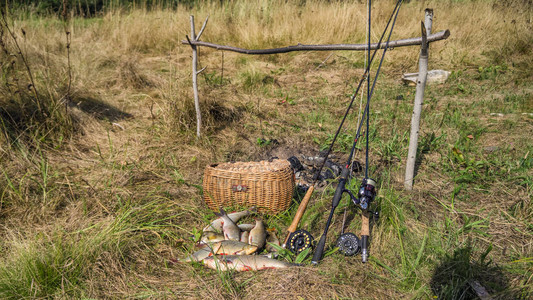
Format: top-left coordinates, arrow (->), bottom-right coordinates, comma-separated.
0,0 -> 531,298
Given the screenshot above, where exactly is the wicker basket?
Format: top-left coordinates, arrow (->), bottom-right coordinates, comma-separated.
203,159 -> 295,213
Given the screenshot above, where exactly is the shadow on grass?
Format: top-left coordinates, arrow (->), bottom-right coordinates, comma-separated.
430,245 -> 519,300
413,132 -> 442,180
68,96 -> 133,122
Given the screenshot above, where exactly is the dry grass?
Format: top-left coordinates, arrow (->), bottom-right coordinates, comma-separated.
0,0 -> 532,299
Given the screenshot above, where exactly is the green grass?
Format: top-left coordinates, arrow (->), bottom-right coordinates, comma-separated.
0,0 -> 532,298
0,199 -> 185,299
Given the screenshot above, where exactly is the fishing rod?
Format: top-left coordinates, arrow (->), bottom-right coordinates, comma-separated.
311,0 -> 404,265
283,0 -> 404,252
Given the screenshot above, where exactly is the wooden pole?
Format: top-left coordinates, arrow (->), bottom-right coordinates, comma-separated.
188,15 -> 209,138
404,9 -> 433,190
181,30 -> 449,54
190,16 -> 201,138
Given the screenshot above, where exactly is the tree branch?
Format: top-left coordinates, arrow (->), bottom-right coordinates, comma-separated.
197,66 -> 207,74
196,15 -> 209,41
182,30 -> 450,55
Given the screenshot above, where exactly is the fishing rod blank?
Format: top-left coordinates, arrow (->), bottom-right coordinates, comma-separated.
311,0 -> 404,265
283,0 -> 404,251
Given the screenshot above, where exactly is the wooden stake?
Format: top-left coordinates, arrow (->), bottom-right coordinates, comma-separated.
189,16 -> 201,138
405,9 -> 433,190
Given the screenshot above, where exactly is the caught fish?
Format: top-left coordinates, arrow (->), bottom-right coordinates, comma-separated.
240,230 -> 249,243
265,229 -> 280,253
179,247 -> 216,262
249,219 -> 267,249
203,255 -> 295,271
203,207 -> 256,232
180,240 -> 257,262
219,208 -> 241,241
215,240 -> 257,256
237,224 -> 255,231
199,231 -> 225,245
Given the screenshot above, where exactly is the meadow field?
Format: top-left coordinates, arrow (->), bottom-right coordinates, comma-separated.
0,0 -> 531,298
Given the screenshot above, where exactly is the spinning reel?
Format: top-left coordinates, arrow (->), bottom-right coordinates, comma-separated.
355,178 -> 377,210
311,171 -> 379,264
336,178 -> 378,259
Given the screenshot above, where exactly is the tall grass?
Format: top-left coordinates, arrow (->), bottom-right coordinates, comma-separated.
0,199 -> 184,299
0,10 -> 76,148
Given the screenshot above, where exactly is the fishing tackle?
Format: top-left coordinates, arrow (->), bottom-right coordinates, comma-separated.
336,233 -> 360,256
282,0 -> 405,249
287,229 -> 314,254
310,169 -> 379,264
311,0 -> 404,265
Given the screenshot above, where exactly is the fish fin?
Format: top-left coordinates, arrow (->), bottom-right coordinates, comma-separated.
169,258 -> 179,264
242,266 -> 253,271
291,263 -> 303,267
219,207 -> 227,216
196,242 -> 208,249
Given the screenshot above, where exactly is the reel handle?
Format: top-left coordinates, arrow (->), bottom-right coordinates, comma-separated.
361,210 -> 370,263
283,185 -> 315,247
312,233 -> 327,264
311,167 -> 350,264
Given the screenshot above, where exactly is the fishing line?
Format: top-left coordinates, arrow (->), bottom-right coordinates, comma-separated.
312,0 -> 403,182
365,0 -> 372,179
363,0 -> 404,179
284,0 -> 403,249
310,0 -> 404,264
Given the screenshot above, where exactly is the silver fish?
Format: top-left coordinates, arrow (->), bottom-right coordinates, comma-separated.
199,231 -> 225,245
219,208 -> 241,241
265,229 -> 280,253
180,240 -> 257,262
202,208 -> 255,232
203,255 -> 294,271
238,224 -> 255,231
240,230 -> 249,243
215,240 -> 257,256
248,219 -> 266,249
179,247 -> 216,262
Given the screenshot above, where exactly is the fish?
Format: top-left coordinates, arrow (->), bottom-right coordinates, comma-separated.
215,240 -> 257,256
240,230 -> 249,243
179,247 -> 217,262
199,231 -> 225,245
180,240 -> 257,262
265,229 -> 280,253
237,224 -> 255,231
248,219 -> 267,249
202,207 -> 256,232
203,255 -> 295,271
219,208 -> 241,241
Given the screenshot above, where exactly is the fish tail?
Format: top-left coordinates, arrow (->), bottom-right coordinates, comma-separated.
218,207 -> 227,217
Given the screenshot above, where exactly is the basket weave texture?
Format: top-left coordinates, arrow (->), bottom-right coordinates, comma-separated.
203,159 -> 295,213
